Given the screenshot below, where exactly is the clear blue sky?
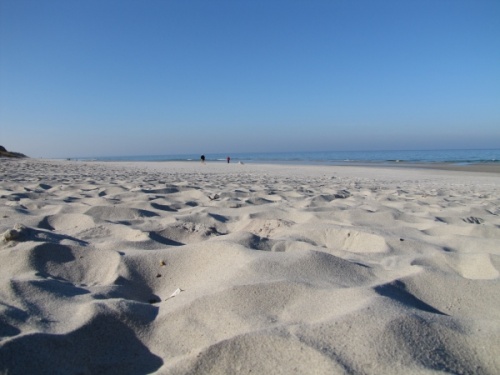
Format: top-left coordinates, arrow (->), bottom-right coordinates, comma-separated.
1,0 -> 499,158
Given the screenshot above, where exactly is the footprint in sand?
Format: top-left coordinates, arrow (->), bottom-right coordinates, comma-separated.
84,206 -> 159,222
29,243 -> 122,285
38,213 -> 95,232
445,253 -> 499,280
462,216 -> 484,224
290,225 -> 389,254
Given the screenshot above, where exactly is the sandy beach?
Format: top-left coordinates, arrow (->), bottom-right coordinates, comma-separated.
1,158 -> 499,374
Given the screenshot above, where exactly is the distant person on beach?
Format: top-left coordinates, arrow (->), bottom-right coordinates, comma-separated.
227,156 -> 230,163
201,155 -> 205,163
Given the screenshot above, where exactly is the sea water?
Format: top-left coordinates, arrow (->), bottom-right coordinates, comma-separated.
78,149 -> 499,165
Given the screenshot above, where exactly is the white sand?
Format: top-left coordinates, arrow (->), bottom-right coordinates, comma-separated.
1,158 -> 499,374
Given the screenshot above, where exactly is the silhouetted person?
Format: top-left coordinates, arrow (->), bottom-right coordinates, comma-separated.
201,155 -> 205,163
227,156 -> 230,163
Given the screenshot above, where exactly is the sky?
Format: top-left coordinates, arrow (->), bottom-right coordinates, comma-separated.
1,0 -> 499,158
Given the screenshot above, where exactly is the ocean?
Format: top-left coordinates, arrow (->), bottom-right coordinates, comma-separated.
77,149 -> 500,166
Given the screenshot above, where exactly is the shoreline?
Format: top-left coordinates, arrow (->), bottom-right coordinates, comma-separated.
334,161 -> 500,174
407,162 -> 500,174
109,159 -> 500,176
39,157 -> 500,174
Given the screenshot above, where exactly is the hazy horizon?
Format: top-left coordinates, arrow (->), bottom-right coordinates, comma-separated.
1,1 -> 499,158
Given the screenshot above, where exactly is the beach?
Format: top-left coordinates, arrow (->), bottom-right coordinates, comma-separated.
1,157 -> 499,374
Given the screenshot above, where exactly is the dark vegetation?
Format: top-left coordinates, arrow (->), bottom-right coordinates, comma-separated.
0,145 -> 27,158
